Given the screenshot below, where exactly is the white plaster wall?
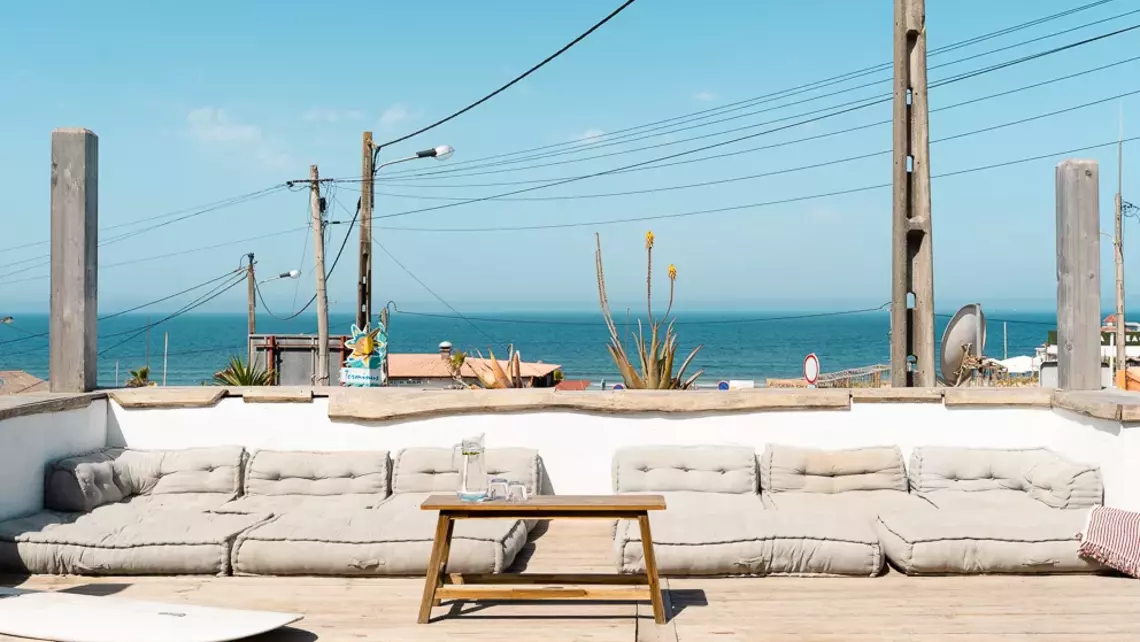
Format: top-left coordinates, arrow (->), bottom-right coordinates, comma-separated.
0,400 -> 108,520
109,398 -> 1140,509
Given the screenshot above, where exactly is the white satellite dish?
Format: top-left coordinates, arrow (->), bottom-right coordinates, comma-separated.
939,303 -> 987,386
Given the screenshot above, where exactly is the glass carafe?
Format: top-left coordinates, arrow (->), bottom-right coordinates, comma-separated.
453,435 -> 488,502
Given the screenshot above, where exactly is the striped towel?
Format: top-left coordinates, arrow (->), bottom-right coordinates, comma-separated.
1078,506 -> 1140,578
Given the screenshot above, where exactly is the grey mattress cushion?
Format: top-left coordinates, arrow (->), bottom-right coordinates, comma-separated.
761,490 -> 935,517
216,495 -> 382,515
916,489 -> 1059,512
761,445 -> 907,494
232,494 -> 527,576
612,446 -> 757,494
614,492 -> 881,577
391,447 -> 541,496
875,508 -> 1102,575
0,507 -> 268,576
909,447 -> 1102,509
243,450 -> 390,498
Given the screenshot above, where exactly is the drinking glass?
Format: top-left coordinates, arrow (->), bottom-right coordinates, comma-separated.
507,481 -> 529,503
488,477 -> 509,501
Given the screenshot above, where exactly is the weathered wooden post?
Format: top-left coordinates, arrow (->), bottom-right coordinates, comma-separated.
50,128 -> 98,392
1055,159 -> 1101,390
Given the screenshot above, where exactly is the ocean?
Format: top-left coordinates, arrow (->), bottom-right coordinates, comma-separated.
0,309 -> 1056,387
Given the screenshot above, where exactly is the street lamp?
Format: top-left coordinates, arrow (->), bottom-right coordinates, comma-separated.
374,144 -> 455,171
258,269 -> 301,285
0,316 -> 12,325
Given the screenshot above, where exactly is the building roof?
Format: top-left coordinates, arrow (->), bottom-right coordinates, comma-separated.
555,380 -> 591,391
0,371 -> 48,395
387,354 -> 561,380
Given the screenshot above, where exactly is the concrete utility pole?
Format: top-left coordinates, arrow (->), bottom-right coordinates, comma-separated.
1056,159 -> 1102,390
246,252 -> 256,365
890,0 -> 936,387
1115,109 -> 1126,383
358,131 -> 374,330
50,128 -> 99,392
310,165 -> 331,385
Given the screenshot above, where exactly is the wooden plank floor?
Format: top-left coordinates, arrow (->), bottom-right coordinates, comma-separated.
5,520 -> 1140,642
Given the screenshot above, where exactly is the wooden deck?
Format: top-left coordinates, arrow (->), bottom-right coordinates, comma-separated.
5,521 -> 1140,642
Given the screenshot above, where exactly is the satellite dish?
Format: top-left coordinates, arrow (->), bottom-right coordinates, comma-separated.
939,303 -> 987,386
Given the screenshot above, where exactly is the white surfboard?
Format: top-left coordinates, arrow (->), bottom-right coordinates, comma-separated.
0,589 -> 303,642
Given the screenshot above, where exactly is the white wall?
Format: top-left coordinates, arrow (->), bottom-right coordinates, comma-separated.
109,398 -> 1140,510
0,400 -> 108,520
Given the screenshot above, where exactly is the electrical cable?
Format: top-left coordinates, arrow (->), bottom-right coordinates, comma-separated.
352,75 -> 1140,203
98,275 -> 248,356
370,25 -> 1140,223
375,0 -> 638,149
384,20 -> 1140,182
375,135 -> 1140,233
377,0 -> 1123,175
370,235 -> 499,343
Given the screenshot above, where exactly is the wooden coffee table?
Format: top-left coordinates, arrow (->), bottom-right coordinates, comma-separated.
417,494 -> 667,624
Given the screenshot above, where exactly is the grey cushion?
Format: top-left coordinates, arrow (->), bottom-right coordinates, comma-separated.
917,489 -> 1058,512
0,507 -> 268,576
391,447 -> 541,495
615,493 -> 881,577
909,447 -> 1102,509
224,450 -> 390,513
876,508 -> 1102,575
761,490 -> 935,516
613,446 -> 757,494
761,445 -> 907,494
231,493 -> 527,576
113,446 -> 246,498
44,450 -> 125,513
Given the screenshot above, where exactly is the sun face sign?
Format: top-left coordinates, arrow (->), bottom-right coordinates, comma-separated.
342,321 -> 387,386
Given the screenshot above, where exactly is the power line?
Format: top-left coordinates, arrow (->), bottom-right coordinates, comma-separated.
0,185 -> 286,257
369,26 -> 1140,224
98,275 -> 247,356
370,235 -> 498,343
353,72 -> 1140,204
375,0 -> 638,149
0,269 -> 246,349
0,227 -> 308,287
377,0 -> 1122,175
376,135 -> 1140,233
383,21 -> 1140,183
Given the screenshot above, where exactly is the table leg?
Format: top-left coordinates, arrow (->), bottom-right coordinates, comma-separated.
638,514 -> 667,625
417,513 -> 455,624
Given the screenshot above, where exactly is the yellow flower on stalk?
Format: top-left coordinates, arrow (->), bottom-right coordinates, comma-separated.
645,230 -> 655,249
668,264 -> 677,280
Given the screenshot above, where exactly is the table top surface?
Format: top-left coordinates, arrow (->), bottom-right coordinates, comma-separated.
420,494 -> 666,512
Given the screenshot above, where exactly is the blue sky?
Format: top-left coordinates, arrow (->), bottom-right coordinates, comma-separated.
0,0 -> 1137,316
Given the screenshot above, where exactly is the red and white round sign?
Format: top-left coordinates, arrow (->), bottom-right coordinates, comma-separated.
803,353 -> 820,385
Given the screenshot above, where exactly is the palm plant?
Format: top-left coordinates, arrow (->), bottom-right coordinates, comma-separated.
595,231 -> 703,389
213,356 -> 274,386
125,366 -> 153,388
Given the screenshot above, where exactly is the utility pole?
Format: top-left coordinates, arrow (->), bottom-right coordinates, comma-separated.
358,131 -> 374,330
1056,159 -> 1102,390
890,0 -> 936,387
246,252 -> 256,365
310,164 -> 331,386
1115,106 -> 1126,384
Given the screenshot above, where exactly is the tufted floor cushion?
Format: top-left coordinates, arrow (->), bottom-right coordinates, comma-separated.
0,506 -> 269,576
614,491 -> 881,577
218,450 -> 390,514
231,493 -> 527,576
391,447 -> 542,496
612,445 -> 757,494
910,447 -> 1103,511
875,508 -> 1102,575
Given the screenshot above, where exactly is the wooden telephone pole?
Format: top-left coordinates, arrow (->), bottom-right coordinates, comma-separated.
310,165 -> 331,385
358,131 -> 374,330
246,252 -> 256,364
890,0 -> 936,387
